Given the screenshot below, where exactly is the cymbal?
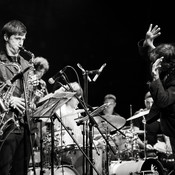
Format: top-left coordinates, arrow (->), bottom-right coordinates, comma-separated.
94,114 -> 126,133
127,110 -> 150,121
134,130 -> 144,134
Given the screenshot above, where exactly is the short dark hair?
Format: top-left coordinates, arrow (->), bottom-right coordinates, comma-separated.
1,20 -> 27,38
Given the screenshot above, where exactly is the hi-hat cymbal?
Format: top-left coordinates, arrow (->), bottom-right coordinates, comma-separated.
127,110 -> 150,121
94,114 -> 126,133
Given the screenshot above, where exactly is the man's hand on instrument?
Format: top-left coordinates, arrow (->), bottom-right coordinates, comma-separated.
10,96 -> 25,114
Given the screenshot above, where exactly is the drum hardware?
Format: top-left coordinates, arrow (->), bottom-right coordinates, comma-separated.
92,114 -> 127,174
142,115 -> 147,159
127,110 -> 148,160
93,141 -> 101,156
112,126 -> 140,161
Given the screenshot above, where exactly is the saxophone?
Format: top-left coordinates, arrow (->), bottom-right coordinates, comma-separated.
0,62 -> 21,144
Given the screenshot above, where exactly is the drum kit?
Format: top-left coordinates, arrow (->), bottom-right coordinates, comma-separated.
29,92 -> 174,175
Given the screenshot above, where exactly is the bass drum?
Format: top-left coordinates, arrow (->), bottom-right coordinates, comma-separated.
109,158 -> 165,175
69,147 -> 104,175
51,165 -> 80,175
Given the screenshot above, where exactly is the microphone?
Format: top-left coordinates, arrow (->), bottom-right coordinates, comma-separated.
48,66 -> 67,84
77,63 -> 92,82
93,63 -> 106,82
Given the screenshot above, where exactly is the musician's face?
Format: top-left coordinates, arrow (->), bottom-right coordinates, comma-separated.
144,97 -> 153,109
35,68 -> 45,79
103,98 -> 116,113
4,34 -> 26,56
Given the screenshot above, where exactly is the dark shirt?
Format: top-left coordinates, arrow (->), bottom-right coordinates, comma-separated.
133,115 -> 162,146
0,51 -> 38,134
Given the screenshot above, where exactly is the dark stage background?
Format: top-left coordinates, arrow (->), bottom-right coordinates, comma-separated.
0,0 -> 175,120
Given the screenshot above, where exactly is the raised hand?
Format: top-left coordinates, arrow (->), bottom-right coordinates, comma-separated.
151,57 -> 163,81
144,24 -> 161,50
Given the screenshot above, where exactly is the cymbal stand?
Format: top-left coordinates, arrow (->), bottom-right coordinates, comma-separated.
129,120 -> 135,159
142,115 -> 147,159
129,105 -> 134,159
104,127 -> 111,175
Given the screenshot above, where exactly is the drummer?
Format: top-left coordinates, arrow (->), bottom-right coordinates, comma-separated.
103,94 -> 118,116
93,94 -> 125,151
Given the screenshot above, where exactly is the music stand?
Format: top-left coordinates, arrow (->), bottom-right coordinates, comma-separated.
34,91 -> 76,175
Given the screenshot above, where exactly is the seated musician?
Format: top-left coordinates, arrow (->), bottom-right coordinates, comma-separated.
93,94 -> 126,161
42,81 -> 84,147
132,91 -> 172,155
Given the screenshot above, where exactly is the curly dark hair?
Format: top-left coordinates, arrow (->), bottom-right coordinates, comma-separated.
33,57 -> 49,73
149,43 -> 175,79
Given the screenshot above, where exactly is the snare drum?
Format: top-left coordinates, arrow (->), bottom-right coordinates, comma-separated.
109,158 -> 164,175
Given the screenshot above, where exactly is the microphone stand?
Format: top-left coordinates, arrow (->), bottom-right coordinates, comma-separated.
77,65 -> 104,175
61,72 -> 97,175
76,66 -> 116,175
77,65 -> 98,175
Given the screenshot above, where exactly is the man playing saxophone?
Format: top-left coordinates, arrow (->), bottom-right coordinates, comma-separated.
0,20 -> 49,175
